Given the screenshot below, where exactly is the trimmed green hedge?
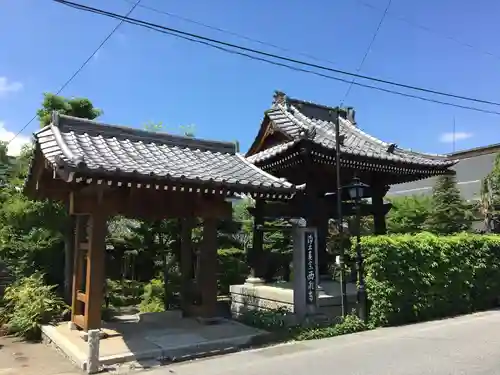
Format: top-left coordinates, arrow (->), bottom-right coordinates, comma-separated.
359,233 -> 500,327
217,248 -> 249,295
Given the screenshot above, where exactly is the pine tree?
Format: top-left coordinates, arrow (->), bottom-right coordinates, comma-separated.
424,174 -> 472,234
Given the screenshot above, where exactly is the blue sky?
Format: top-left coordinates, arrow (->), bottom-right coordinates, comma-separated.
0,0 -> 499,156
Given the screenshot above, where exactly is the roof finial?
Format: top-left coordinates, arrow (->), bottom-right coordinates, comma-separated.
273,90 -> 287,105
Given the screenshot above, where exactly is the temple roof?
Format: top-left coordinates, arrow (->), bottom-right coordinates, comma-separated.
27,112 -> 299,199
246,92 -> 456,172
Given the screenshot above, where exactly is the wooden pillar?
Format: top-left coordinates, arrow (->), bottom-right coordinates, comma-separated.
248,200 -> 265,282
180,217 -> 195,315
64,214 -> 76,304
71,215 -> 88,329
372,184 -> 387,235
198,217 -> 218,318
84,211 -> 107,331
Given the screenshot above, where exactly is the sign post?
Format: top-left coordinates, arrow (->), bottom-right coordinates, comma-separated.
292,224 -> 319,320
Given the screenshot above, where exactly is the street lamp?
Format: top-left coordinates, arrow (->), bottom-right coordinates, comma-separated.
345,176 -> 369,322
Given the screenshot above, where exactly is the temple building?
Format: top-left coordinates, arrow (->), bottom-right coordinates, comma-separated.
244,91 -> 457,280
24,112 -> 299,332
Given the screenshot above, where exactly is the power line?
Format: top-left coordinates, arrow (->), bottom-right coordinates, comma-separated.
341,0 -> 392,105
356,0 -> 500,61
52,0 -> 500,116
54,0 -> 500,109
7,0 -> 142,145
121,0 -> 341,68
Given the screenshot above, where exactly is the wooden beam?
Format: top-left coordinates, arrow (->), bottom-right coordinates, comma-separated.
249,200 -> 392,220
69,187 -> 232,219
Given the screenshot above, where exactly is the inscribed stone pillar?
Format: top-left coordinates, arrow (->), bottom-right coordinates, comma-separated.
292,225 -> 319,321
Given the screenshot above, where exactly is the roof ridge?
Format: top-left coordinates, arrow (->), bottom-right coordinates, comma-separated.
285,96 -> 352,115
50,112 -> 237,155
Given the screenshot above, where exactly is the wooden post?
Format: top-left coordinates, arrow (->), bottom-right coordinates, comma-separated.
64,214 -> 76,304
247,200 -> 265,282
83,211 -> 107,331
372,184 -> 387,235
198,217 -> 218,318
180,217 -> 195,315
71,215 -> 89,329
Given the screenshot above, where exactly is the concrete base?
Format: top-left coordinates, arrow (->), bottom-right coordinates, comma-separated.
41,313 -> 267,372
230,280 -> 358,320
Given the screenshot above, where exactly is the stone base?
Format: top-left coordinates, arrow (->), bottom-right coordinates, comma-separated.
230,280 -> 358,321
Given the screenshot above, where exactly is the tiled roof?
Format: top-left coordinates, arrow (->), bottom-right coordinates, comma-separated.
247,94 -> 455,169
32,112 -> 298,197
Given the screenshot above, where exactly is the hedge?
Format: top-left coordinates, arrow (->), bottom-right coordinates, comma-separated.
217,248 -> 249,295
358,232 -> 500,327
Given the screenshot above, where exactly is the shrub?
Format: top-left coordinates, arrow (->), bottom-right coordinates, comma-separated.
217,248 -> 249,295
357,233 -> 500,327
106,279 -> 145,307
238,306 -> 292,331
2,273 -> 68,340
139,278 -> 165,313
293,313 -> 367,341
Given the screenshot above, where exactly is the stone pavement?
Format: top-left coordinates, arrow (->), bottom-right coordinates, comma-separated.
149,309 -> 500,375
0,336 -> 82,375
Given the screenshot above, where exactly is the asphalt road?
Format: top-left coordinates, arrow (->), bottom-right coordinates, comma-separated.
148,309 -> 500,375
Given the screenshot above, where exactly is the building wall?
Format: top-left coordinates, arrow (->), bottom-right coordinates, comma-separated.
388,150 -> 498,202
387,146 -> 500,233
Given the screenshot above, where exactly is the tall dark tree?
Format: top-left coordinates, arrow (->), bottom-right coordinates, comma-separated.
424,175 -> 472,234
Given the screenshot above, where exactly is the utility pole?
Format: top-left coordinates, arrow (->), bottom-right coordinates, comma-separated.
333,108 -> 348,316
452,116 -> 456,153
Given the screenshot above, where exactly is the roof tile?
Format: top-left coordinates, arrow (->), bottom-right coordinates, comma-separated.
249,97 -> 455,169
34,113 -> 298,196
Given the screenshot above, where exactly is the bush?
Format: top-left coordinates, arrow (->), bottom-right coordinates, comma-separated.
293,313 -> 368,341
238,307 -> 368,341
238,306 -> 292,331
358,233 -> 500,327
139,278 -> 165,313
106,279 -> 145,307
2,273 -> 68,340
217,248 -> 249,295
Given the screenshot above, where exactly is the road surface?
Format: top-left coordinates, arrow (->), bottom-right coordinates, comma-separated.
148,309 -> 500,375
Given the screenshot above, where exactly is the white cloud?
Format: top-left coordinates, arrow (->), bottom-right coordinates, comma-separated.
0,122 -> 31,156
439,131 -> 473,143
0,77 -> 23,96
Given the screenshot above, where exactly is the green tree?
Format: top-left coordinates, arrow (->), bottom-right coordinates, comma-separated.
36,93 -> 102,127
0,94 -> 103,302
424,175 -> 472,234
386,195 -> 432,234
479,153 -> 500,232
